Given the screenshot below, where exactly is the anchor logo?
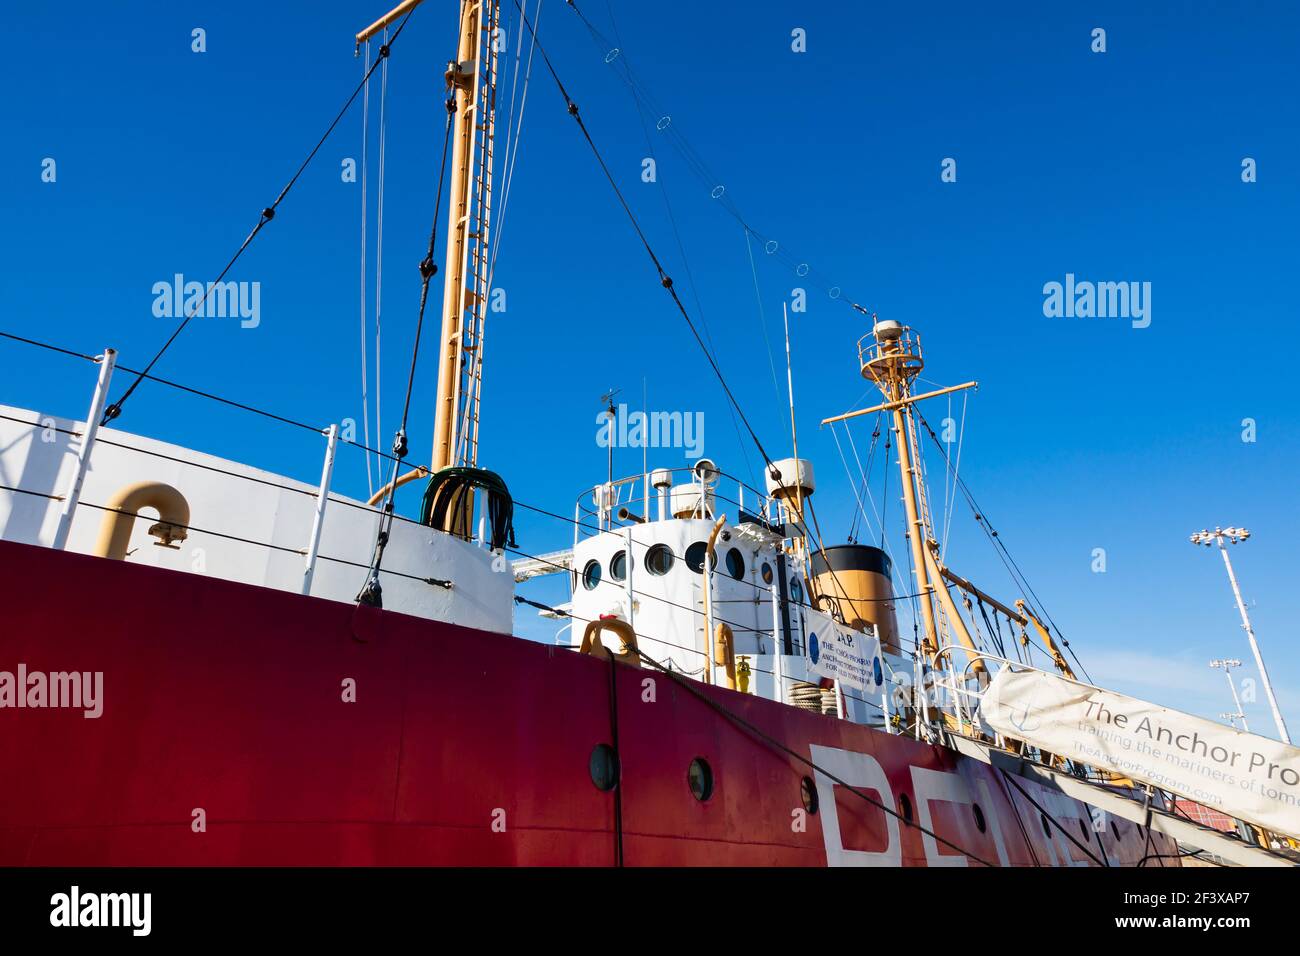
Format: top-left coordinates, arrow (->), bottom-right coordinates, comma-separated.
1008,698 -> 1043,734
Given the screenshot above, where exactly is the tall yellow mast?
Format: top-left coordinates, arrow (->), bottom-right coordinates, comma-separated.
360,0 -> 499,476
356,0 -> 500,533
825,321 -> 979,667
431,0 -> 500,472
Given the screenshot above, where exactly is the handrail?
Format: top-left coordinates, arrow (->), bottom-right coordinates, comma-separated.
574,465 -> 776,539
0,331 -> 407,469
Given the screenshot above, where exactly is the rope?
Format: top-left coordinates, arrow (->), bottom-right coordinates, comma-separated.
999,769 -> 1108,867
509,0 -> 879,638
359,41 -> 375,498
565,1 -> 872,319
489,0 -> 542,291
374,28 -> 391,478
940,390 -> 967,557
915,409 -> 1093,683
743,225 -> 784,418
101,10 -> 419,426
355,84 -> 458,608
0,331 -> 96,362
509,0 -> 782,479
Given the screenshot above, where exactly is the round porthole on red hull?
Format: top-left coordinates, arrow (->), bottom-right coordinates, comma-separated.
688,757 -> 714,801
589,744 -> 618,791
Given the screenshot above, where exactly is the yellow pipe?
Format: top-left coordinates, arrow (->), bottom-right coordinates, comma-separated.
713,622 -> 736,690
93,481 -> 190,561
366,466 -> 430,506
702,515 -> 727,685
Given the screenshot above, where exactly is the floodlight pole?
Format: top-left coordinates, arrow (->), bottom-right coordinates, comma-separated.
1193,528 -> 1289,743
1210,658 -> 1248,732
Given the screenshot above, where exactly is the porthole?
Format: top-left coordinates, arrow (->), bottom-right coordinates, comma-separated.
1079,818 -> 1092,842
972,803 -> 987,833
800,776 -> 819,814
898,793 -> 913,823
790,577 -> 804,605
645,544 -> 674,576
687,757 -> 714,801
724,548 -> 745,581
684,542 -> 717,574
589,743 -> 619,791
760,562 -> 774,585
581,560 -> 602,590
610,550 -> 629,582
1040,812 -> 1052,839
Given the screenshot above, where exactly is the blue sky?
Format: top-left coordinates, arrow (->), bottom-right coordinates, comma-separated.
4,2 -> 1299,736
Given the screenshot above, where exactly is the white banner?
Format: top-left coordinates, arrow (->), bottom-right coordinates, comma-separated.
980,667 -> 1300,838
804,609 -> 884,694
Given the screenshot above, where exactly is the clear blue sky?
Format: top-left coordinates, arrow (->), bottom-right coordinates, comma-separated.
4,2 -> 1299,736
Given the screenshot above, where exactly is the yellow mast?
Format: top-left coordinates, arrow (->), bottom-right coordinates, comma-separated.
358,0 -> 499,534
827,321 -> 983,670
431,0 -> 499,473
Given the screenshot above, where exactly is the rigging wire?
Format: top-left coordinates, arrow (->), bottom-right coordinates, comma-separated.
359,41 -> 375,497
373,27 -> 391,491
598,0 -> 760,490
914,409 -> 1093,683
940,390 -> 967,558
489,0 -> 543,290
842,417 -> 879,543
509,0 -> 880,641
998,769 -> 1108,867
744,225 -> 786,419
355,82 -> 458,607
564,1 -> 872,319
509,0 -> 781,478
101,10 -> 419,427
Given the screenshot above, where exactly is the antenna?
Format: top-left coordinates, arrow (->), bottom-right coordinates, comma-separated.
601,388 -> 620,493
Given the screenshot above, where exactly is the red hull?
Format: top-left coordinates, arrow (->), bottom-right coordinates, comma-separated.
0,540 -> 1174,866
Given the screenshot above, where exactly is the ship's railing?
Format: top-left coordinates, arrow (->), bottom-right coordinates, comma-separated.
572,466 -> 777,544
922,646 -> 1105,752
927,647 -> 1179,786
0,332 -> 503,598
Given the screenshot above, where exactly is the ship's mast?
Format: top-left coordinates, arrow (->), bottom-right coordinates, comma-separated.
359,0 -> 499,478
824,321 -> 978,665
432,0 -> 500,472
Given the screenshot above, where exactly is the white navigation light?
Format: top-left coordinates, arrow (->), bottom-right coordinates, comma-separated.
873,319 -> 904,341
693,458 -> 720,485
